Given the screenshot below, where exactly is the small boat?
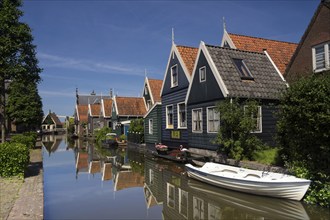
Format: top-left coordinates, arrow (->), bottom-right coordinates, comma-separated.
185,162 -> 311,201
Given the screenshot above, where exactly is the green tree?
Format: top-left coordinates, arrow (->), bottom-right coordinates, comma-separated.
0,0 -> 42,141
215,98 -> 266,161
277,72 -> 330,207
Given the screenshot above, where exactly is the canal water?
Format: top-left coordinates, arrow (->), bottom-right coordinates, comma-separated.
42,135 -> 329,220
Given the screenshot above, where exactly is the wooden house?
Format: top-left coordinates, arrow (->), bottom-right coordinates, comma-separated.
285,0 -> 330,82
160,43 -> 198,147
87,103 -> 101,136
74,88 -> 111,136
74,104 -> 88,137
41,111 -> 63,134
143,77 -> 163,144
111,96 -> 147,136
221,29 -> 297,76
185,42 -> 288,150
100,98 -> 113,129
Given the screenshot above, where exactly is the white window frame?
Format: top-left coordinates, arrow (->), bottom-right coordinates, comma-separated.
199,66 -> 206,82
167,183 -> 175,209
312,42 -> 330,72
177,102 -> 187,129
192,108 -> 203,133
144,85 -> 148,95
148,119 -> 153,134
179,189 -> 188,219
244,105 -> 262,133
166,105 -> 174,129
171,64 -> 178,88
193,196 -> 204,220
207,107 -> 220,133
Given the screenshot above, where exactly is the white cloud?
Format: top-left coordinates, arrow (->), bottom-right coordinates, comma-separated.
39,90 -> 74,98
38,52 -> 145,76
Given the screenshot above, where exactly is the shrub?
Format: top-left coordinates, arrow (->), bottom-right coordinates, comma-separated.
0,142 -> 30,178
94,127 -> 113,143
11,132 -> 37,149
277,72 -> 330,207
215,98 -> 267,160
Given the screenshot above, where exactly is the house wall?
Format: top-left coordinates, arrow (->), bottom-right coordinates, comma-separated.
144,105 -> 162,144
162,89 -> 189,147
286,4 -> 330,82
161,50 -> 190,147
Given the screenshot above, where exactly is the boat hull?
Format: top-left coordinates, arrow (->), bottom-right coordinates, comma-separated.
185,163 -> 311,201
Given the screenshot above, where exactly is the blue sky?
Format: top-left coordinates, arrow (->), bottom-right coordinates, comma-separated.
21,0 -> 319,117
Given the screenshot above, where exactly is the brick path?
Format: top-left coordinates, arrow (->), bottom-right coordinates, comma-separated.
7,149 -> 43,220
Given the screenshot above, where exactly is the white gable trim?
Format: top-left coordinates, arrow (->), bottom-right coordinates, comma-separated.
143,102 -> 161,118
160,44 -> 192,96
263,50 -> 289,87
113,96 -> 119,116
101,99 -> 106,117
75,105 -> 80,121
220,30 -> 236,49
185,41 -> 229,104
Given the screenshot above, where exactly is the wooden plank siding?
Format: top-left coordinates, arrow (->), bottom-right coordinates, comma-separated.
144,104 -> 162,144
161,47 -> 191,147
187,101 -> 221,150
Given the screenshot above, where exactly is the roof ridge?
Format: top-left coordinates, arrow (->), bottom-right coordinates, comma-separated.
176,44 -> 198,49
228,32 -> 298,45
205,44 -> 266,55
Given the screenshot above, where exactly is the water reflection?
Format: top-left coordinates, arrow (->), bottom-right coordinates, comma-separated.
42,136 -> 329,220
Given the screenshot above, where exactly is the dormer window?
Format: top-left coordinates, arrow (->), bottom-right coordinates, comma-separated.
232,58 -> 254,80
312,42 -> 330,72
171,65 -> 178,87
144,85 -> 148,95
199,66 -> 206,82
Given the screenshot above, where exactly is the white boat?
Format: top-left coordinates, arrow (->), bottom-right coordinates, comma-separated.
185,162 -> 311,201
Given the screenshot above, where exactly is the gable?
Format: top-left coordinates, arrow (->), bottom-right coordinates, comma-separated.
161,49 -> 190,96
186,50 -> 225,105
285,1 -> 330,81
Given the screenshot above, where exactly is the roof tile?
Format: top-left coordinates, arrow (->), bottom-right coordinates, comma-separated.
228,33 -> 297,74
148,78 -> 163,103
177,45 -> 198,76
115,96 -> 147,116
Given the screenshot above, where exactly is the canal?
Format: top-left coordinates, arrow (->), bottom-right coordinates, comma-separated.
42,135 -> 329,219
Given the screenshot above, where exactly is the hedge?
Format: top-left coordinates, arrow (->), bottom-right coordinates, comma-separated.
0,142 -> 30,178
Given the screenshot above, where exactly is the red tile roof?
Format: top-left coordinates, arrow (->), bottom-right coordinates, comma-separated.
228,33 -> 298,74
77,104 -> 88,123
102,98 -> 113,117
148,78 -> 163,103
115,96 -> 146,116
89,103 -> 101,117
177,45 -> 198,76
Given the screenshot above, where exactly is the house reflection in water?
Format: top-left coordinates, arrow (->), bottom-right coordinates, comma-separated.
102,163 -> 112,181
144,157 -> 310,220
42,135 -> 64,156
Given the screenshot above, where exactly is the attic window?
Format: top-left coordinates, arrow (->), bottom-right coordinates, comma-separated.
232,58 -> 254,80
171,65 -> 178,87
223,41 -> 230,48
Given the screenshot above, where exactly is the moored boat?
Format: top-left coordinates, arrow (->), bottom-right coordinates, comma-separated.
185,162 -> 311,201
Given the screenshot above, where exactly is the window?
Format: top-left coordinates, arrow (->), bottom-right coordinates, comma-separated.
177,103 -> 187,128
244,105 -> 262,133
149,169 -> 154,185
207,107 -> 220,133
148,119 -> 153,134
313,43 -> 330,72
147,100 -> 152,110
192,108 -> 203,133
166,105 -> 174,129
193,196 -> 204,220
167,183 -> 175,209
179,189 -> 188,218
171,65 -> 178,87
232,58 -> 253,80
199,66 -> 206,82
